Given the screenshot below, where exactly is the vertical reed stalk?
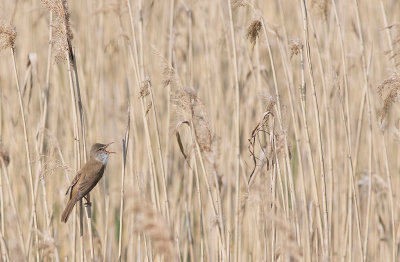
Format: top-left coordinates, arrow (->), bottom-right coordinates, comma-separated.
148,82 -> 171,223
275,32 -> 312,260
0,162 -> 3,238
0,230 -> 9,261
297,18 -> 325,258
164,0 -> 175,208
189,120 -> 225,256
125,0 -> 161,213
1,158 -> 25,258
352,0 -> 375,260
379,0 -> 395,68
382,130 -> 396,262
118,112 -> 130,260
300,2 -> 330,258
260,18 -> 300,243
11,48 -> 39,261
65,48 -> 84,262
226,1 -> 241,260
34,13 -> 53,257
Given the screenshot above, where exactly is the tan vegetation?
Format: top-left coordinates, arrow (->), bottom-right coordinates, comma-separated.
0,0 -> 400,261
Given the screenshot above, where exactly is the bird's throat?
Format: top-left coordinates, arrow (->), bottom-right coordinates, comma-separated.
95,152 -> 109,165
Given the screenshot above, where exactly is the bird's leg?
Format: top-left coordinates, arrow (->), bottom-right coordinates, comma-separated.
84,195 -> 92,207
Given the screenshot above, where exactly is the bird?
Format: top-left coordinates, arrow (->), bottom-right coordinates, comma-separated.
61,142 -> 115,223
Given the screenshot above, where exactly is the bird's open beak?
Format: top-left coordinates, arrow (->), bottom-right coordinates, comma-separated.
104,142 -> 115,154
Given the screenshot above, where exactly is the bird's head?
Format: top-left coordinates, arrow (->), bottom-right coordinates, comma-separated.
90,142 -> 115,164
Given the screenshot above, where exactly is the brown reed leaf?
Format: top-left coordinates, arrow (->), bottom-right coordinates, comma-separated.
174,121 -> 191,167
0,143 -> 10,167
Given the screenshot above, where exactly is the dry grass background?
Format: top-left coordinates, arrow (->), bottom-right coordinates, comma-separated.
1,0 -> 400,261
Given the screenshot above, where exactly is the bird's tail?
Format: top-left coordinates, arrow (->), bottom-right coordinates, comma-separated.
61,198 -> 76,223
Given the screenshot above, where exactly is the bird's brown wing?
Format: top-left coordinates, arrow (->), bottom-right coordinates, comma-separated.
76,160 -> 105,199
65,170 -> 82,199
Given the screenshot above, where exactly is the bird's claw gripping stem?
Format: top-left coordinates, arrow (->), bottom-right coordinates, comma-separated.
84,196 -> 92,207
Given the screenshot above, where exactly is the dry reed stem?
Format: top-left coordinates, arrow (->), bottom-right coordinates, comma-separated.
10,44 -> 40,261
300,1 -> 329,258
351,0 -> 376,259
380,0 -> 396,69
226,1 -> 241,260
297,23 -> 325,257
0,149 -> 4,254
125,0 -> 162,218
260,18 -> 301,243
147,80 -> 171,224
118,110 -> 130,260
171,87 -> 225,254
1,158 -> 25,259
164,0 -> 175,194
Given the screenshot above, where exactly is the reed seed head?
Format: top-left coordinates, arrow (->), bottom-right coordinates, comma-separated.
0,22 -> 16,51
246,20 -> 262,49
41,0 -> 73,62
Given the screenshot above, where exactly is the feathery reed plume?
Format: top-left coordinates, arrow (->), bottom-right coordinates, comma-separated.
158,45 -> 214,159
131,197 -> 174,260
172,89 -> 213,153
41,0 -> 73,62
246,20 -> 262,49
152,46 -> 182,90
378,72 -> 400,122
289,39 -> 303,59
41,156 -> 76,180
232,0 -> 248,8
118,110 -> 130,260
171,88 -> 221,187
0,22 -> 16,51
162,64 -> 177,89
36,230 -> 59,260
139,79 -> 151,98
